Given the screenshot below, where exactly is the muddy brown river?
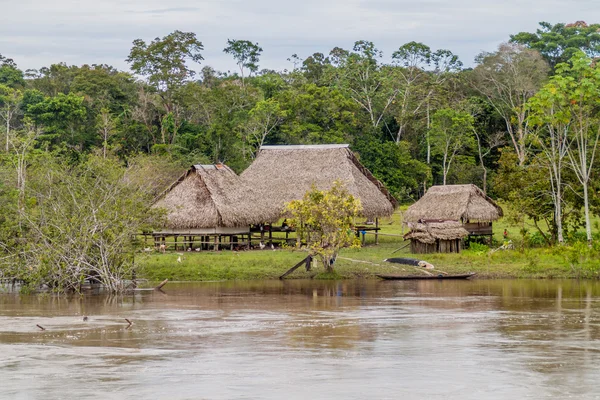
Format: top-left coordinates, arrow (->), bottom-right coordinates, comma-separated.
2,279 -> 600,399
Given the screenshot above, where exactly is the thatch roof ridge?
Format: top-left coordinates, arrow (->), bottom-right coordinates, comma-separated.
154,164 -> 227,201
261,144 -> 349,150
241,144 -> 397,219
404,184 -> 503,223
152,163 -> 278,229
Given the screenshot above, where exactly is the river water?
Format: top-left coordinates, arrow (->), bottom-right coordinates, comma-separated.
1,279 -> 600,399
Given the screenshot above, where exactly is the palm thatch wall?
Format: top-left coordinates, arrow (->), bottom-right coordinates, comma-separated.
152,164 -> 278,229
404,184 -> 503,223
404,221 -> 469,254
240,144 -> 397,219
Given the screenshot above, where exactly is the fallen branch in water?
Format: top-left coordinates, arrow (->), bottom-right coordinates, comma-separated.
155,279 -> 168,290
130,278 -> 169,292
36,324 -> 46,331
125,318 -> 132,329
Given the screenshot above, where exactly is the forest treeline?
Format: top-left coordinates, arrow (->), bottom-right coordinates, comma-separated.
2,20 -> 600,291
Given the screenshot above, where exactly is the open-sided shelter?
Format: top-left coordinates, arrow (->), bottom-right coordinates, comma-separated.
151,164 -> 276,250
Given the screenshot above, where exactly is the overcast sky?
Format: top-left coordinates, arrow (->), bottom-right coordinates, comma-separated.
1,0 -> 598,74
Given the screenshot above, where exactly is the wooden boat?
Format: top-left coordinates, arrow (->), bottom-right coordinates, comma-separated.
376,272 -> 476,280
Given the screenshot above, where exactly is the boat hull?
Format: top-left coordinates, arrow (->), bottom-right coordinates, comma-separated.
376,273 -> 476,280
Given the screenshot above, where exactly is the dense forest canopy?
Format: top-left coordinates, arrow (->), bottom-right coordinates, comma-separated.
2,21 -> 600,291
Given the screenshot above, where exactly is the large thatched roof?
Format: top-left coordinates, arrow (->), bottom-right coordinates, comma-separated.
404,184 -> 503,223
404,221 -> 469,244
152,164 -> 277,229
240,144 -> 397,219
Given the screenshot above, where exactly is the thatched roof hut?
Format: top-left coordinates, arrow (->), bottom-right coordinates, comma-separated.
404,221 -> 469,254
152,164 -> 277,230
240,144 -> 397,219
404,184 -> 503,223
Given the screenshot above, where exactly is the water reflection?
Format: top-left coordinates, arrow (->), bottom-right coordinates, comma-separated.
2,279 -> 600,399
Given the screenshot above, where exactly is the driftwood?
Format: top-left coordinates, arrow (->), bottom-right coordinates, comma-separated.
280,256 -> 312,279
125,318 -> 132,329
36,324 -> 46,331
155,279 -> 168,290
131,279 -> 169,292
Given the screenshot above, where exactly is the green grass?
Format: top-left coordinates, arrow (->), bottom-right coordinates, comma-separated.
136,210 -> 600,282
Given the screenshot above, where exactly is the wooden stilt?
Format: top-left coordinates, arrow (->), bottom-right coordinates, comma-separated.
375,218 -> 379,245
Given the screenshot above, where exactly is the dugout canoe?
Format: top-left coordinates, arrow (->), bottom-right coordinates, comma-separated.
375,273 -> 477,280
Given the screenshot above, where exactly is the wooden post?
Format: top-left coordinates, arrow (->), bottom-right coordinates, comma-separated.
375,218 -> 379,245
268,226 -> 273,246
174,235 -> 178,251
214,235 -> 218,251
248,228 -> 252,250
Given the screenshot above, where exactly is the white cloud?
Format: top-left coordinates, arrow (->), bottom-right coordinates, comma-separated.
1,0 -> 599,73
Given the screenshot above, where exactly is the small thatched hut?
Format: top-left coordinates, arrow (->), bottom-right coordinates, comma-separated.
404,221 -> 469,254
404,184 -> 503,244
151,164 -> 276,249
241,144 -> 397,221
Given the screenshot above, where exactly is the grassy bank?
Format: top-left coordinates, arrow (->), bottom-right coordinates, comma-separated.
137,211 -> 600,282
136,241 -> 600,282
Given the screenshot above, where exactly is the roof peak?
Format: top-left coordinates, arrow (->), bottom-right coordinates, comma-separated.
260,144 -> 349,150
192,164 -> 229,170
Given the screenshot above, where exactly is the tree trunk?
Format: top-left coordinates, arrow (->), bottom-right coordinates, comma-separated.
426,102 -> 431,164
5,111 -> 9,152
442,152 -> 448,185
517,125 -> 526,166
583,182 -> 592,246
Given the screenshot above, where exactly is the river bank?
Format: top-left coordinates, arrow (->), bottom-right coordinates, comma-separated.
136,211 -> 600,282
136,240 -> 599,282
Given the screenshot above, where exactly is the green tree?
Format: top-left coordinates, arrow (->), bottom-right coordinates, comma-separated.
223,39 -> 263,87
302,52 -> 332,85
493,149 -> 555,245
242,98 -> 287,158
430,108 -> 475,185
473,43 -> 550,165
276,83 -> 358,144
527,74 -> 572,243
0,85 -> 22,151
0,54 -> 25,89
549,52 -> 600,245
127,31 -> 204,145
97,107 -> 117,158
127,31 -> 204,92
391,42 -> 462,146
511,21 -> 600,67
329,41 -> 398,130
352,135 -> 430,203
27,93 -> 87,149
4,155 -> 163,293
285,181 -> 362,273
